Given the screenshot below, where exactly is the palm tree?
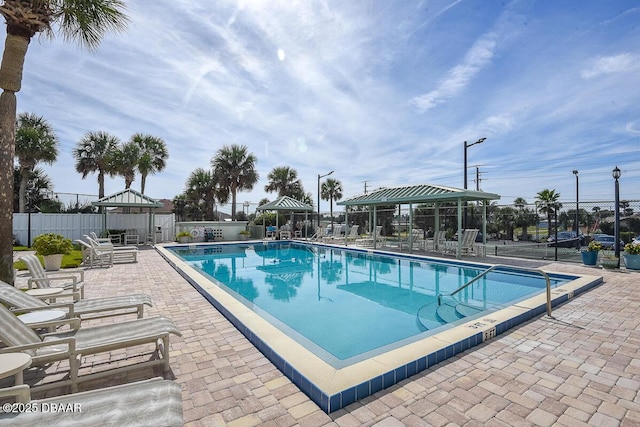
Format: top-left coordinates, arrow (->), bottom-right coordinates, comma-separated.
211,144 -> 258,220
185,168 -> 228,221
132,133 -> 168,195
535,189 -> 562,238
0,2 -> 128,284
265,166 -> 301,197
110,140 -> 140,189
73,131 -> 120,200
15,112 -> 58,213
13,166 -> 54,213
321,178 -> 343,232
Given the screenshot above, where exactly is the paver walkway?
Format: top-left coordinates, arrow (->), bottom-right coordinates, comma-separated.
10,247 -> 640,426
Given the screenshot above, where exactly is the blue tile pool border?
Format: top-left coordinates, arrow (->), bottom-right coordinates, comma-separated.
157,242 -> 603,413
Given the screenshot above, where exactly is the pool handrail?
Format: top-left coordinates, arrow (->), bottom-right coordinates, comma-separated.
437,264 -> 553,318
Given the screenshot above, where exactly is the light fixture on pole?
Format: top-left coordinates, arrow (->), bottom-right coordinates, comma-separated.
573,170 -> 579,249
613,166 -> 622,268
463,137 -> 486,229
317,170 -> 334,232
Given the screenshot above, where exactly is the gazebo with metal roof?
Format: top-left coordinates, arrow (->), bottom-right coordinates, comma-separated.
256,196 -> 314,236
337,183 -> 500,256
92,189 -> 164,242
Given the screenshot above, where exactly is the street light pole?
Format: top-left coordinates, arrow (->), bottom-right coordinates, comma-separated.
317,170 -> 334,233
613,166 -> 622,268
573,170 -> 579,249
463,138 -> 486,229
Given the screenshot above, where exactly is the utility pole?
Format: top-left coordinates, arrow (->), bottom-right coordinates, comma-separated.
363,180 -> 369,194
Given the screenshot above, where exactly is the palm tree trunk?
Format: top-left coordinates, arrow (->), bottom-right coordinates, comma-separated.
0,33 -> 29,285
18,165 -> 30,213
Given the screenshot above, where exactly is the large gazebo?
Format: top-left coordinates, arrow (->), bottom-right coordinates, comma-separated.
337,183 -> 500,257
92,189 -> 163,243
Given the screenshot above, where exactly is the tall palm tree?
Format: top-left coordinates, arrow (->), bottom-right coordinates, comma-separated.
72,131 -> 120,200
132,133 -> 168,195
185,168 -> 228,221
110,140 -> 139,189
211,144 -> 258,220
0,1 -> 128,284
265,166 -> 301,197
535,189 -> 562,238
15,112 -> 58,213
321,178 -> 343,232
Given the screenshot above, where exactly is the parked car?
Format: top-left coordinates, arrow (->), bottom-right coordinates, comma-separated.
633,235 -> 640,245
593,234 -> 624,250
547,231 -> 584,248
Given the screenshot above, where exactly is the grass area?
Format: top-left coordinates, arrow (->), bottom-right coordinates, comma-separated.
13,250 -> 84,270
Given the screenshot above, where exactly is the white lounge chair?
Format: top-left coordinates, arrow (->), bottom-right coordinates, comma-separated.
77,239 -> 113,268
84,235 -> 138,265
0,280 -> 152,321
20,254 -> 85,299
0,377 -> 183,426
0,303 -> 181,392
399,228 -> 425,250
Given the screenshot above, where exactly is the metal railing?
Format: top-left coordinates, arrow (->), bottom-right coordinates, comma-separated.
437,264 -> 553,317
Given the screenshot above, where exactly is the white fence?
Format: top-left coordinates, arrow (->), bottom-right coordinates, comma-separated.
13,213 -> 176,246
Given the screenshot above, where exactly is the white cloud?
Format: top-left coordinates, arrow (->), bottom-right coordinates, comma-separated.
581,53 -> 639,79
411,33 -> 497,111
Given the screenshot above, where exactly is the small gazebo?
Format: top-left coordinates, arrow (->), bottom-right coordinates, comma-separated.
92,189 -> 163,243
256,196 -> 314,236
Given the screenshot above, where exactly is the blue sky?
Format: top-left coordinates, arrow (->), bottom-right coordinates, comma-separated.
9,0 -> 640,214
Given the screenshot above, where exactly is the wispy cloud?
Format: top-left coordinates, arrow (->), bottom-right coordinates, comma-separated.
410,33 -> 497,111
581,53 -> 640,79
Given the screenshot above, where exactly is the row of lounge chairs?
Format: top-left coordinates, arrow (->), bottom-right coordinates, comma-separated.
1,250 -> 184,425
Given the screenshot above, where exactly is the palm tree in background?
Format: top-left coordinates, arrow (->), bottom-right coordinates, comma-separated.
110,140 -> 140,189
0,1 -> 128,284
535,189 -> 562,238
132,133 -> 168,195
212,144 -> 258,220
72,131 -> 120,200
13,166 -> 55,213
185,168 -> 228,221
15,112 -> 58,213
265,166 -> 302,197
321,178 -> 343,232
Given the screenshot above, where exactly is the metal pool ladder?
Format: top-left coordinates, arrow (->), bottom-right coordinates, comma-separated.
437,264 -> 554,318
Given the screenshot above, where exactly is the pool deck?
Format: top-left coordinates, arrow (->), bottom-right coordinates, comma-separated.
11,246 -> 640,426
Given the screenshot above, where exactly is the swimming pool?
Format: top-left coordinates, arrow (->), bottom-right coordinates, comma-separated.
158,241 -> 602,413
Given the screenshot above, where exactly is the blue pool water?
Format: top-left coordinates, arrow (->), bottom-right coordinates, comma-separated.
168,242 -> 571,364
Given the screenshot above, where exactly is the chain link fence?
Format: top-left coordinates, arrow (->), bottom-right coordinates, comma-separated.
328,199 -> 640,263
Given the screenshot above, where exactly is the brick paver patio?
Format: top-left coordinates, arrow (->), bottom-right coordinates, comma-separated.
11,247 -> 640,426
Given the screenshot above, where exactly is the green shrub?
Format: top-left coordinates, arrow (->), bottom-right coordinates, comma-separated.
624,242 -> 640,255
32,233 -> 73,256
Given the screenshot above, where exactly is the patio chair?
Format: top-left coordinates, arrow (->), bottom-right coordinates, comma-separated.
76,239 -> 113,268
0,303 -> 181,392
0,280 -> 152,321
20,254 -> 85,299
84,235 -> 138,264
432,230 -> 447,252
399,228 -> 425,250
0,377 -> 183,426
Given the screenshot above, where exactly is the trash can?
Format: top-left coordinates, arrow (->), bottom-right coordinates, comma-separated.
155,226 -> 162,243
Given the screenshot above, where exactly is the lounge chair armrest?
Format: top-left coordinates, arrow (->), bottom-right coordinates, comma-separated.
29,291 -> 80,303
11,303 -> 75,316
38,317 -> 81,333
0,336 -> 76,355
44,269 -> 84,282
0,384 -> 31,403
28,276 -> 79,286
